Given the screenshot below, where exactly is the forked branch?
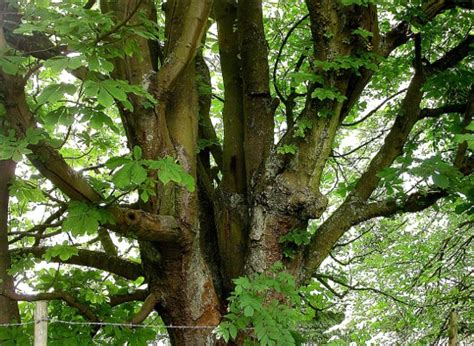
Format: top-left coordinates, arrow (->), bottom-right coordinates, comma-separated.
153,0 -> 213,100
11,247 -> 143,280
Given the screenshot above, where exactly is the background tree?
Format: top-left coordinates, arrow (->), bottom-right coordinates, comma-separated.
0,0 -> 472,344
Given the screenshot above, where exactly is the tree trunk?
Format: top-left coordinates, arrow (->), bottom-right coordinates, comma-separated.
3,0 -> 470,344
0,159 -> 20,323
146,239 -> 222,345
99,1 -> 223,343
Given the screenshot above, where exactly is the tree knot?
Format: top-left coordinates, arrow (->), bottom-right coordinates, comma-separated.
256,178 -> 328,219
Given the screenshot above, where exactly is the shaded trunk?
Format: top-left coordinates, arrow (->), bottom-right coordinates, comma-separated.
99,1 -> 223,343
214,0 -> 249,293
0,159 -> 20,323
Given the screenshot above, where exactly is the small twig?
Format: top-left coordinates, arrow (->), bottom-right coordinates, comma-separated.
317,273 -> 412,306
342,88 -> 407,126
94,0 -> 144,44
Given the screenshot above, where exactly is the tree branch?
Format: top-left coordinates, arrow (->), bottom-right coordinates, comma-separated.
196,51 -> 223,172
349,74 -> 426,201
109,289 -> 148,307
11,247 -> 143,280
342,88 -> 408,127
8,206 -> 66,244
2,289 -> 99,322
334,225 -> 374,248
0,72 -> 102,203
1,71 -> 182,243
94,0 -> 144,44
426,35 -> 473,75
302,70 -> 426,280
455,87 -> 474,169
83,0 -> 96,10
1,2 -> 62,59
129,293 -> 159,324
315,276 -> 344,299
360,190 -> 448,222
152,0 -> 212,100
107,208 -> 181,242
381,0 -> 473,56
238,0 -> 274,185
272,14 -> 309,104
316,274 -> 411,306
420,104 -> 467,119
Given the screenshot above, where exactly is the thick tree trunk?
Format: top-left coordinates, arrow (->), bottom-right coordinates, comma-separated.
103,1 -> 223,343
2,0 -> 471,344
0,159 -> 20,323
153,65 -> 223,344
146,239 -> 222,345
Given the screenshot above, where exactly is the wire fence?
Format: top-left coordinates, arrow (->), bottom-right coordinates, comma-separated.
0,319 -> 326,345
0,302 -> 325,345
0,319 -> 215,329
0,319 -> 226,345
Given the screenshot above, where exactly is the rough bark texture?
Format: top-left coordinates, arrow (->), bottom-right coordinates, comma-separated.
0,160 -> 20,323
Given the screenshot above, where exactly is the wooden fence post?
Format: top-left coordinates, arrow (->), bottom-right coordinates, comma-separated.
34,301 -> 48,346
448,310 -> 458,346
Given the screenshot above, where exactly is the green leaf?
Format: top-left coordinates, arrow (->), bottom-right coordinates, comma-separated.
63,202 -> 103,236
146,157 -> 195,192
353,27 -> 374,38
0,57 -> 19,75
312,88 -> 347,102
432,173 -> 449,189
102,80 -> 128,101
43,57 -> 70,73
83,80 -> 100,98
97,86 -> 115,108
229,324 -> 238,340
112,162 -> 148,189
37,83 -> 76,105
106,156 -> 131,169
140,190 -> 149,202
287,72 -> 324,85
43,244 -> 78,261
244,306 -> 254,317
89,112 -> 119,132
133,146 -> 142,160
277,144 -> 297,155
180,173 -> 195,193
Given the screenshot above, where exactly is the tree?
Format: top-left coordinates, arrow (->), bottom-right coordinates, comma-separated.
0,0 -> 472,344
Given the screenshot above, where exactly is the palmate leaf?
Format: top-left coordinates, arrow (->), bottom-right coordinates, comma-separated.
432,173 -> 450,189
0,129 -> 40,162
311,87 -> 347,102
112,162 -> 148,189
102,80 -> 128,102
63,201 -> 103,236
105,156 -> 131,169
0,57 -> 20,75
97,85 -> 115,108
37,83 -> 77,105
9,178 -> 46,203
43,244 -> 79,261
146,157 -> 196,192
43,56 -> 85,74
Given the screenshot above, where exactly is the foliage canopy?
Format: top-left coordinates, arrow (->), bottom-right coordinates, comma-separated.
0,0 -> 472,344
